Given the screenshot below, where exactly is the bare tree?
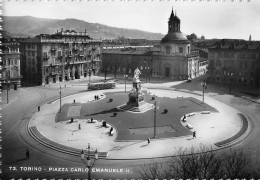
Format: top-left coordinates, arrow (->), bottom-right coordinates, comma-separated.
221,148 -> 252,179
139,161 -> 166,179
138,144 -> 260,179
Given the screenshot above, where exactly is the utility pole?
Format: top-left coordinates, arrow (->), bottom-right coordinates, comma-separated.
153,101 -> 157,138
59,86 -> 62,112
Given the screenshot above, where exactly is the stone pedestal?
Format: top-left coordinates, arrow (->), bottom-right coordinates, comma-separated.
127,81 -> 144,107
128,91 -> 145,107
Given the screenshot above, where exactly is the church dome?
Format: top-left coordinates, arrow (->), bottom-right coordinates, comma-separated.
161,9 -> 190,44
161,32 -> 189,43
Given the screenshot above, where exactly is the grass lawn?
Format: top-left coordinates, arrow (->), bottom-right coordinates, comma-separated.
56,91 -> 218,141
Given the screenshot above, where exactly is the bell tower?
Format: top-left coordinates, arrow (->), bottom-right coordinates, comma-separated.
168,8 -> 181,33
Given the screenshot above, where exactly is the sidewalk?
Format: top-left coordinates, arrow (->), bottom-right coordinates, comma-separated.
27,84 -> 252,160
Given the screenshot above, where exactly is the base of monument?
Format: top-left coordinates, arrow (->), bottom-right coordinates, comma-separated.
117,101 -> 154,113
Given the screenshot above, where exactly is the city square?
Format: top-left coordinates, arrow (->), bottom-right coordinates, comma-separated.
2,1 -> 260,179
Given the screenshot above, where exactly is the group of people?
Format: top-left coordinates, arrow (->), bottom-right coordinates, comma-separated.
94,95 -> 100,100
146,131 -> 196,145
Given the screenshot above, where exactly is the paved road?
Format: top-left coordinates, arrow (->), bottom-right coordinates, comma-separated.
1,75 -> 260,179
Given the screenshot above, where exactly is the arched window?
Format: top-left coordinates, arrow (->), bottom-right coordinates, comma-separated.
166,46 -> 171,54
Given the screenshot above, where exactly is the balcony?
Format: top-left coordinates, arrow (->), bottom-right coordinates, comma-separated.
43,56 -> 50,60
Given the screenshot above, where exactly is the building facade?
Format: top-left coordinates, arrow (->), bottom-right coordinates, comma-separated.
208,39 -> 260,88
20,29 -> 102,85
102,9 -> 200,80
1,37 -> 22,89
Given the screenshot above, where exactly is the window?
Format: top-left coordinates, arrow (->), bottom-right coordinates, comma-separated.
245,62 -> 247,69
165,47 -> 170,54
28,58 -> 31,64
28,44 -> 31,49
32,51 -> 35,57
58,51 -> 62,57
239,61 -> 242,69
224,52 -> 229,58
216,59 -> 221,67
28,51 -> 31,56
32,59 -> 35,65
32,44 -> 35,49
252,62 -> 255,69
179,47 -> 183,54
43,52 -> 48,58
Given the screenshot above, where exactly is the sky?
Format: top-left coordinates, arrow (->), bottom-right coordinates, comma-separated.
3,0 -> 260,40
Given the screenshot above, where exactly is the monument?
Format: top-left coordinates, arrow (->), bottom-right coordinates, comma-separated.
117,67 -> 153,112
127,68 -> 145,107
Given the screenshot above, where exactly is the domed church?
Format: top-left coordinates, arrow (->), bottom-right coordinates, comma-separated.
152,8 -> 199,80
102,9 -> 200,80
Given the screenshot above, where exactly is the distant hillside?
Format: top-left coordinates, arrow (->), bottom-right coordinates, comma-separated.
2,16 -> 164,40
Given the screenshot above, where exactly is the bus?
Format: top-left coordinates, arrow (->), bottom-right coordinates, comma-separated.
88,81 -> 116,90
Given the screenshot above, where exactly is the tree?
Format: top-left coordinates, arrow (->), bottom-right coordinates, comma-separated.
201,35 -> 205,40
138,144 -> 260,179
187,33 -> 198,41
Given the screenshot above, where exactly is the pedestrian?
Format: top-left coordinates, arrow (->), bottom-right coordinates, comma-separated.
193,131 -> 196,138
90,118 -> 93,123
110,127 -> 113,134
147,138 -> 150,145
182,115 -> 186,122
80,150 -> 85,161
25,149 -> 30,159
38,106 -> 40,112
78,123 -> 81,130
94,95 -> 96,100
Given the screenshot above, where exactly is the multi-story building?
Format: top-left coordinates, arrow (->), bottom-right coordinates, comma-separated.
20,29 -> 102,85
191,45 -> 208,76
1,37 -> 22,89
208,39 -> 260,88
102,9 -> 200,80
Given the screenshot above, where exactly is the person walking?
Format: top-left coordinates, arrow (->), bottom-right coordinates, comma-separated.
110,127 -> 113,133
193,131 -> 196,138
182,115 -> 187,122
80,150 -> 85,161
147,138 -> 150,145
25,149 -> 30,159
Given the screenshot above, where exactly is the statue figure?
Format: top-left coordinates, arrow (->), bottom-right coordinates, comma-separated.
133,68 -> 141,83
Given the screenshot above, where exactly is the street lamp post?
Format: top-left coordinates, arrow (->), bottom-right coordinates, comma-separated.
153,101 -> 158,138
88,70 -> 92,84
228,72 -> 233,93
59,86 -> 63,113
124,74 -> 128,92
82,143 -> 98,180
201,81 -> 207,103
6,80 -> 10,104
